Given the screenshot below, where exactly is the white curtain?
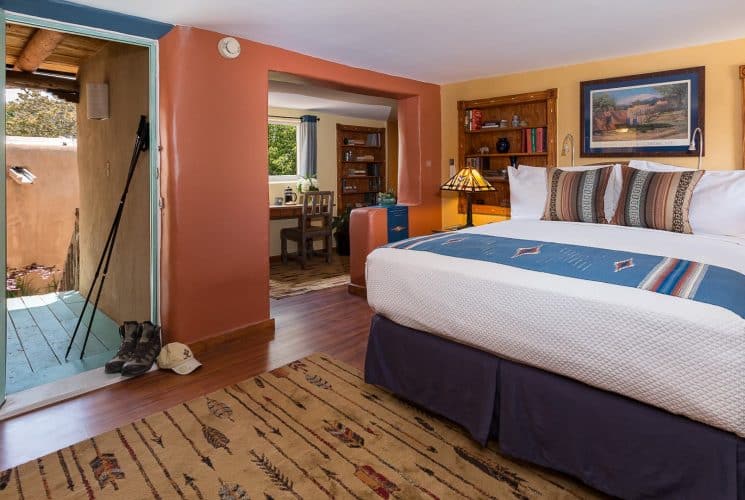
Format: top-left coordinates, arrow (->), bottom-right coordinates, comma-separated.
297,115 -> 318,177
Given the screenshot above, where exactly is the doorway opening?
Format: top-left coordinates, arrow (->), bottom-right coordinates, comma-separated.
267,72 -> 398,300
3,22 -> 152,400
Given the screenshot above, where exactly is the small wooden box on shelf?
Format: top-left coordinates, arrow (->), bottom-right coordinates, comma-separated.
336,124 -> 386,213
457,89 -> 557,217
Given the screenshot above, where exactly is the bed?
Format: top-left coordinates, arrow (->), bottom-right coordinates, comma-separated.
363,219 -> 745,499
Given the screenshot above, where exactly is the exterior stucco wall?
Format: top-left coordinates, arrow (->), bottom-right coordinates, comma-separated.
6,139 -> 79,271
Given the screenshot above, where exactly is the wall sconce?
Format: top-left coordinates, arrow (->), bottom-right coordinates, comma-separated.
8,166 -> 36,184
688,127 -> 703,170
86,83 -> 109,120
561,133 -> 575,166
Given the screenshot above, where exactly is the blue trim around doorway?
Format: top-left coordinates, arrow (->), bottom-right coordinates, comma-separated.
0,0 -> 172,39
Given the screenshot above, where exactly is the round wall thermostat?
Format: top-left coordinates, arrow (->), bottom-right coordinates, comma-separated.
218,37 -> 241,59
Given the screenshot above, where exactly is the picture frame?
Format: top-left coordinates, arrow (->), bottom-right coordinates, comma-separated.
580,67 -> 704,157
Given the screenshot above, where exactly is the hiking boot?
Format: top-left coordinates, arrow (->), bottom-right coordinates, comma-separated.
105,321 -> 142,373
121,321 -> 162,377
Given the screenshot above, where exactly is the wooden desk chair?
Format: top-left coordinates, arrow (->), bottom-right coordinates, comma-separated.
280,191 -> 334,268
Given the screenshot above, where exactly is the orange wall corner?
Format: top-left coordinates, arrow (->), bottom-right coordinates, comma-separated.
158,26 -> 441,344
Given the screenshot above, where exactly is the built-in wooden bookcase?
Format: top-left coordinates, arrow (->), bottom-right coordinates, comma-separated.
457,89 -> 557,217
336,124 -> 386,213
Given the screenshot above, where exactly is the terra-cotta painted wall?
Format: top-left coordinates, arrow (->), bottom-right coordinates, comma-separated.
158,27 -> 441,344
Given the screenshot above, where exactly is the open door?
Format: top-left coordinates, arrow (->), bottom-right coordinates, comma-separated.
0,14 -> 7,408
0,9 -> 160,408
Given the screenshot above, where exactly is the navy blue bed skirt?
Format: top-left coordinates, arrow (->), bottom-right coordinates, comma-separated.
364,314 -> 745,500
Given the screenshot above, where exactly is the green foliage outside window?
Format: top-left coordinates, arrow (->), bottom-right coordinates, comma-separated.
268,123 -> 297,176
6,89 -> 77,138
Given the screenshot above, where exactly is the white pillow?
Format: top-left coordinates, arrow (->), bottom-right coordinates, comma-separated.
627,160 -> 693,172
508,165 -> 547,220
689,171 -> 745,237
508,164 -> 622,221
627,160 -> 745,236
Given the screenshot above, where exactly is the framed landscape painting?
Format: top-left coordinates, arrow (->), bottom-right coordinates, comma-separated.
580,67 -> 704,157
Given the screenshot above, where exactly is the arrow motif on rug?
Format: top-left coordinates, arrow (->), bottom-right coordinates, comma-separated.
207,397 -> 235,422
218,478 -> 249,500
454,446 -> 534,495
89,453 -> 124,490
249,448 -> 295,493
183,473 -> 205,500
163,410 -> 214,470
183,402 -> 233,455
323,420 -> 364,448
306,373 -> 332,389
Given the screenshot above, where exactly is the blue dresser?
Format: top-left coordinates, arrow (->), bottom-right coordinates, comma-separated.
383,205 -> 409,243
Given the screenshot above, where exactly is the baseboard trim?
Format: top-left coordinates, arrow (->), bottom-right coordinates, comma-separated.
191,318 -> 276,355
347,283 -> 367,298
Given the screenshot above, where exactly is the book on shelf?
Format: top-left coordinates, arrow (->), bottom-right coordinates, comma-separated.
521,127 -> 548,153
354,154 -> 375,162
464,109 -> 483,131
366,133 -> 381,147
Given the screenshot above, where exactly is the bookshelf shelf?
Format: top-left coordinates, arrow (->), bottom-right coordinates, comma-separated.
482,177 -> 509,184
465,152 -> 548,158
457,89 -> 557,218
466,126 -> 547,134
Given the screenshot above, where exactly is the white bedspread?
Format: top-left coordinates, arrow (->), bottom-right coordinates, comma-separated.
366,220 -> 745,437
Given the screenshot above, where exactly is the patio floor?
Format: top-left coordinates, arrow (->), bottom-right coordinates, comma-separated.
6,291 -> 120,394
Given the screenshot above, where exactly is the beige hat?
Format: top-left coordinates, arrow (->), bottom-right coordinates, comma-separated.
157,342 -> 202,375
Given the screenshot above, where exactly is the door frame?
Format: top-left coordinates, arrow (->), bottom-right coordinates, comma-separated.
0,10 -> 161,405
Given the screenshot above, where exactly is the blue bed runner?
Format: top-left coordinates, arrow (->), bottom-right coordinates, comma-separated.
387,233 -> 745,318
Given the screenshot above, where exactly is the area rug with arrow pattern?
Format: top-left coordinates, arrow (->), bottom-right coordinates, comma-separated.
0,353 -> 602,499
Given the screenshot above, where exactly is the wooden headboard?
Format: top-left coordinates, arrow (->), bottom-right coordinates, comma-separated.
740,65 -> 745,170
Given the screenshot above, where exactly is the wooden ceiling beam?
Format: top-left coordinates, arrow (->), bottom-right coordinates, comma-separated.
14,29 -> 65,73
6,70 -> 79,103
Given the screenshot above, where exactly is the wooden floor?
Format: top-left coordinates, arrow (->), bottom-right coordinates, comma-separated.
6,291 -> 120,394
0,285 -> 372,470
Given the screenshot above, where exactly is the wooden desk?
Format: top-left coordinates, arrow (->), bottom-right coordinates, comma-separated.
269,204 -> 302,221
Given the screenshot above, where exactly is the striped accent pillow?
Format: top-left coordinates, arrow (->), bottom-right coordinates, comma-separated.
542,166 -> 612,224
612,166 -> 704,233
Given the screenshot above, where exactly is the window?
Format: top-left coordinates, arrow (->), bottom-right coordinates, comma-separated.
268,120 -> 298,181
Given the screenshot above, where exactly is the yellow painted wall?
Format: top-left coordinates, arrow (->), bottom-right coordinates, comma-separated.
267,107 -> 389,256
441,37 -> 745,228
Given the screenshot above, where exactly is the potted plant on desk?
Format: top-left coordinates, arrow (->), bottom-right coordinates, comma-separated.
332,208 -> 351,256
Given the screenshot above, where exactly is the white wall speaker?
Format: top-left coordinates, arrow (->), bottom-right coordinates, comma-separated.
86,83 -> 109,120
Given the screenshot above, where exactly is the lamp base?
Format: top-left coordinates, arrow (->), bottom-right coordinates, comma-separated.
465,192 -> 474,227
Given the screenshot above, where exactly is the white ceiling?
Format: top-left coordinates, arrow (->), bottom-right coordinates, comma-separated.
268,79 -> 395,121
69,0 -> 745,83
